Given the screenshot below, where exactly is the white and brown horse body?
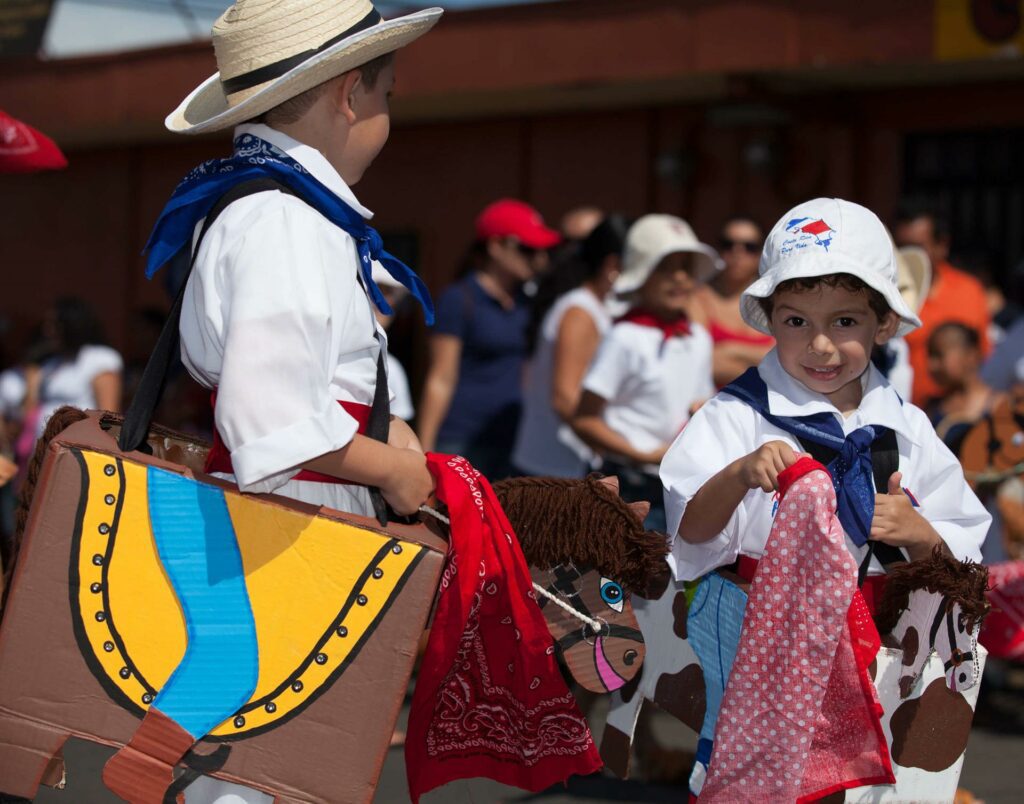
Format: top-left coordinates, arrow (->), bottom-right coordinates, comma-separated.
890,587 -> 983,699
601,560 -> 987,802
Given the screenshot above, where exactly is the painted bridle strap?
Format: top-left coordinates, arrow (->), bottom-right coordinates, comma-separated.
928,600 -> 977,676
419,504 -> 605,635
527,575 -> 604,634
557,622 -> 644,649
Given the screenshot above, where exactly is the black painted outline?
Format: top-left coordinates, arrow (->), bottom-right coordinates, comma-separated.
68,450 -> 147,720
213,545 -> 427,742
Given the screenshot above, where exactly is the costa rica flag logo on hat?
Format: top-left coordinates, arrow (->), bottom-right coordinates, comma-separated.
785,216 -> 835,251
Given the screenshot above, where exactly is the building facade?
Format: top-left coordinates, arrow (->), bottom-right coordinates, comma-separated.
3,0 -> 1024,381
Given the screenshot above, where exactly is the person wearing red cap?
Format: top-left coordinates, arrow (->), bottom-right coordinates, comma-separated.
418,199 -> 559,479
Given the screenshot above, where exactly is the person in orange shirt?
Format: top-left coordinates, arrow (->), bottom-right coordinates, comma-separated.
894,198 -> 991,405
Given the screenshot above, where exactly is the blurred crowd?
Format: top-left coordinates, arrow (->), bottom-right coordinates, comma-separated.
1,195 -> 1022,576
411,195 -> 1024,563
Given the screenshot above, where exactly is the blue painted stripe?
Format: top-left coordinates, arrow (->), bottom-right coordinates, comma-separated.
147,467 -> 258,739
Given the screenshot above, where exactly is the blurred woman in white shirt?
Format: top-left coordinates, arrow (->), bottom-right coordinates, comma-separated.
512,215 -> 629,477
36,297 -> 123,435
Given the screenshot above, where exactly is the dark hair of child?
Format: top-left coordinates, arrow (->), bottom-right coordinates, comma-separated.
927,321 -> 981,354
257,52 -> 395,127
757,273 -> 891,322
525,213 -> 631,353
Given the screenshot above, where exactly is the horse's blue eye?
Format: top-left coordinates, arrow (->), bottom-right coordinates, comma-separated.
600,578 -> 624,612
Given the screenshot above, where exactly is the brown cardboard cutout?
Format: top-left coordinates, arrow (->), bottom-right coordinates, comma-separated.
0,413 -> 446,803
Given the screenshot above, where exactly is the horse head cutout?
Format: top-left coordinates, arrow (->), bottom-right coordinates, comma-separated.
875,548 -> 990,699
493,474 -> 666,693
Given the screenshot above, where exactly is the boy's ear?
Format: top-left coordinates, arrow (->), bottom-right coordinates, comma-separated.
336,69 -> 365,125
874,310 -> 901,345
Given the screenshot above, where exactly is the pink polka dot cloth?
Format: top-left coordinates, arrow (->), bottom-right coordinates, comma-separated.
699,458 -> 895,802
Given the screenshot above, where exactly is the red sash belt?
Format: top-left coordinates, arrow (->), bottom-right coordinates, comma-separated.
736,554 -> 887,617
204,392 -> 372,484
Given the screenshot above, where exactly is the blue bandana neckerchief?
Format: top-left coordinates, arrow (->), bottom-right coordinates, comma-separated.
143,133 -> 434,325
721,367 -> 888,546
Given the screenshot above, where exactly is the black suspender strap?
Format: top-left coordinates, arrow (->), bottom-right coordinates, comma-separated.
120,178 -> 295,454
795,427 -> 907,586
365,310 -> 391,527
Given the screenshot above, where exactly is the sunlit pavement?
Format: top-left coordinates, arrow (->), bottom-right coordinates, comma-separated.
21,674 -> 1024,803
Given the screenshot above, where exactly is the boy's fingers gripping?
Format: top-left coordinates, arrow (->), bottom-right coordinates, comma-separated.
776,441 -> 800,469
887,471 -> 903,496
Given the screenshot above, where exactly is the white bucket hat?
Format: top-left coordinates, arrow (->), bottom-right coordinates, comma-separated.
740,198 -> 922,337
613,214 -> 722,296
166,0 -> 443,135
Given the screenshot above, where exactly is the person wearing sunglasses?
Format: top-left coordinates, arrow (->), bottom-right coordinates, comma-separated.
694,216 -> 774,386
418,199 -> 559,480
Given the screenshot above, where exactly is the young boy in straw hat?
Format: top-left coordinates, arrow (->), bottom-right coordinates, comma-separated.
572,214 -> 720,532
661,198 -> 989,585
116,2 -> 443,802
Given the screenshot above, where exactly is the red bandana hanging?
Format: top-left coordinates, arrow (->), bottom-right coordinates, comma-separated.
405,455 -> 601,802
700,457 -> 894,802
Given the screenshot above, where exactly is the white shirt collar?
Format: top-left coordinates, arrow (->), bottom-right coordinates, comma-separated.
756,348 -> 919,445
234,123 -> 373,220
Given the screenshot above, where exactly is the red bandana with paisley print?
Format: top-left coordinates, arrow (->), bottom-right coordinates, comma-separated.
405,455 -> 601,802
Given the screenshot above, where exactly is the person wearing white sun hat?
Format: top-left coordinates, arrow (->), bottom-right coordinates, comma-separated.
106,3 -> 443,803
572,214 -> 720,532
660,197 -> 988,587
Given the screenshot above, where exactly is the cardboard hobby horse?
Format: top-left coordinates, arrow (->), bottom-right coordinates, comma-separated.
601,457 -> 989,803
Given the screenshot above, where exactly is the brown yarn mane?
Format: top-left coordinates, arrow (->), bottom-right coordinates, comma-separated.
492,475 -> 668,594
874,546 -> 990,636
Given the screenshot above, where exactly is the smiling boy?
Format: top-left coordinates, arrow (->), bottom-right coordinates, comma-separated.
661,198 -> 989,583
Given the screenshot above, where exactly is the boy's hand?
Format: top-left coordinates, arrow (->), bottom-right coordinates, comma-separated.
735,440 -> 799,492
870,471 -> 943,560
381,448 -> 435,515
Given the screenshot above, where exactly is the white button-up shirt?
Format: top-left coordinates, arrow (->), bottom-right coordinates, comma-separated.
661,349 -> 990,581
179,123 -> 387,514
583,320 -> 714,474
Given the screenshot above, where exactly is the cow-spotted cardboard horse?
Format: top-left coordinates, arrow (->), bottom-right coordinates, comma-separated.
600,543 -> 989,801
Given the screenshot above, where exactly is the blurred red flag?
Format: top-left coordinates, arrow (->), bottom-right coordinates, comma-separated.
0,110 -> 67,173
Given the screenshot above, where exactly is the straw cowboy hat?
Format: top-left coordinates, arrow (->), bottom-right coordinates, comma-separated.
166,0 -> 443,135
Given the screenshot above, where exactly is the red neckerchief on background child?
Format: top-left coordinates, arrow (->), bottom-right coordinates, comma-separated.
700,457 -> 894,803
616,308 -> 691,342
405,455 -> 601,803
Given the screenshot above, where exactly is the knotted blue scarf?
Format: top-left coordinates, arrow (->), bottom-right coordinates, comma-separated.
721,367 -> 888,546
143,133 -> 434,325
